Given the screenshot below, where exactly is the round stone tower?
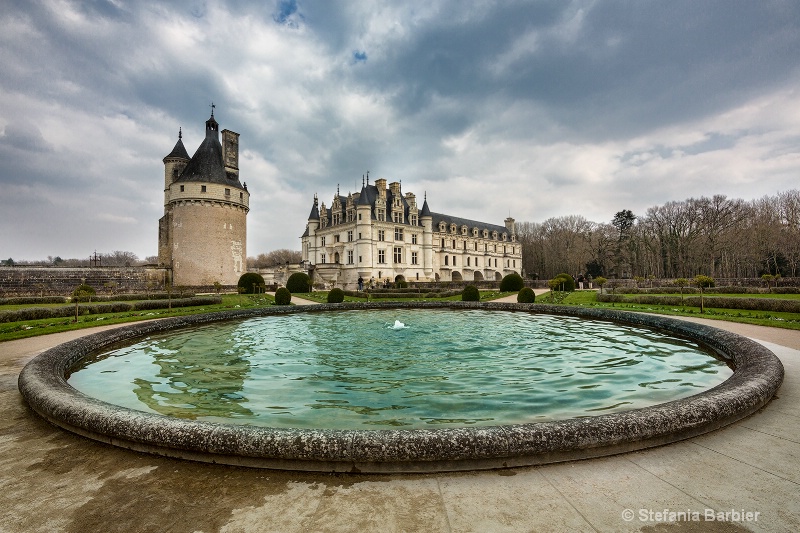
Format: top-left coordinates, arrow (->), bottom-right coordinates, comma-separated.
158,110 -> 250,287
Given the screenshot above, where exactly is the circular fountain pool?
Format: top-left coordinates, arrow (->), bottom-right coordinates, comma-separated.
67,309 -> 732,429
18,302 -> 784,472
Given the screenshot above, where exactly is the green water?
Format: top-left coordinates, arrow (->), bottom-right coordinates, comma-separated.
68,309 -> 733,429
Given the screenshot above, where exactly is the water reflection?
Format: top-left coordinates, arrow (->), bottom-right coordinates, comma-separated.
68,310 -> 733,429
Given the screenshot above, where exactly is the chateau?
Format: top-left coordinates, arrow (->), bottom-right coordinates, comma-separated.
158,110 -> 249,286
301,178 -> 521,289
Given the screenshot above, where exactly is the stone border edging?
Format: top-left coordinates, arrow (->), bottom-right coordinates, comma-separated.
17,302 -> 784,473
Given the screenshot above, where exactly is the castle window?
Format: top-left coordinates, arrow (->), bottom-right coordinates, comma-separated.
441,238 -> 445,248
394,227 -> 403,241
321,254 -> 326,264
502,233 -> 508,241
321,236 -> 326,246
410,215 -> 417,225
461,225 -> 467,235
201,185 -> 207,193
467,257 -> 471,266
393,247 -> 402,263
347,250 -> 354,264
225,188 -> 230,196
483,229 -> 488,238
347,230 -> 353,242
412,234 -> 417,245
180,185 -> 185,192
474,242 -> 478,251
378,229 -> 385,242
240,192 -> 243,200
492,231 -> 498,240
377,209 -> 385,221
358,213 -> 362,221
444,256 -> 448,266
452,256 -> 456,266
439,222 -> 446,232
378,250 -> 386,264
411,251 -> 418,265
335,234 -> 340,243
450,224 -> 457,233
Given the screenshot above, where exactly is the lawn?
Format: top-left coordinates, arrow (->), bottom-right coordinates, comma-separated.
0,293 -> 275,342
537,290 -> 800,330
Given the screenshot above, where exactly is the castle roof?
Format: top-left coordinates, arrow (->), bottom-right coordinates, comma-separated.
163,131 -> 190,161
174,112 -> 244,188
308,197 -> 320,220
430,212 -> 511,238
420,197 -> 431,217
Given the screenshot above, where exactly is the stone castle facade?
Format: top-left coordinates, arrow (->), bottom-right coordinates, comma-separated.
301,178 -> 521,289
158,111 -> 249,286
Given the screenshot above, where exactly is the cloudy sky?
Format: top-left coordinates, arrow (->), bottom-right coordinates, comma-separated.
2,0 -> 800,262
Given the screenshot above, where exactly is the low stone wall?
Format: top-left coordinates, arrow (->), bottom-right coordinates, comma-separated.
0,266 -> 169,297
18,302 -> 784,473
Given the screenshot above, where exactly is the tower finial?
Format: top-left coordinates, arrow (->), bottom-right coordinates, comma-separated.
337,184 -> 340,196
210,102 -> 215,117
178,127 -> 182,140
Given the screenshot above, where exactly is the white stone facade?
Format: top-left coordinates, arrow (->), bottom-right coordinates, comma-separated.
301,179 -> 521,289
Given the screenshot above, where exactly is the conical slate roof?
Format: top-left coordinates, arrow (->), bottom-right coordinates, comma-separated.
163,132 -> 190,161
174,113 -> 244,188
420,197 -> 431,217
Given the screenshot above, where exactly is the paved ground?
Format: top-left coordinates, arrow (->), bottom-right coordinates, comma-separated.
1,298 -> 798,532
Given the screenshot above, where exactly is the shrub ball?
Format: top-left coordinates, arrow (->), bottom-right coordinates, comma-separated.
499,273 -> 524,292
517,287 -> 536,303
327,288 -> 345,303
274,287 -> 292,305
286,272 -> 312,293
462,284 -> 480,301
237,273 -> 266,294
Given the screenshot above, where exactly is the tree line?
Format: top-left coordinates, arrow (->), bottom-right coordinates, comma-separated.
517,190 -> 800,280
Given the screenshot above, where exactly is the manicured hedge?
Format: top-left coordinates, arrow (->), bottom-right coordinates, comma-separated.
499,273 -> 524,292
327,288 -> 345,303
274,287 -> 292,305
0,297 -> 222,323
517,287 -> 536,303
461,285 -> 480,302
286,272 -> 312,293
596,294 -> 800,313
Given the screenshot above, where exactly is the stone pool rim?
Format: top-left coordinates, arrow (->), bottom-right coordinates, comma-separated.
18,301 -> 784,473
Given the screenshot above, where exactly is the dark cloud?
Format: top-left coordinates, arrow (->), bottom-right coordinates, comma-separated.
1,0 -> 800,260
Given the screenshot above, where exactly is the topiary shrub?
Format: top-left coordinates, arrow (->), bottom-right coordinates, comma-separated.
396,280 -> 408,289
237,272 -> 266,294
517,287 -> 535,303
462,284 -> 480,301
274,287 -> 292,305
551,273 -> 576,292
286,272 -> 312,293
327,288 -> 345,303
499,273 -> 524,292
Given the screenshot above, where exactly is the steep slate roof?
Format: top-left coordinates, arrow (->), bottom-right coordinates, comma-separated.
313,181 -> 508,236
174,114 -> 244,188
430,212 -> 510,237
163,133 -> 190,161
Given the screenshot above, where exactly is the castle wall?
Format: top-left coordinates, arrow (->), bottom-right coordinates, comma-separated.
0,266 -> 169,296
170,201 -> 247,286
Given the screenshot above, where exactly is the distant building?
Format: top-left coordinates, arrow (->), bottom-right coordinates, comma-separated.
158,110 -> 249,286
301,178 -> 521,289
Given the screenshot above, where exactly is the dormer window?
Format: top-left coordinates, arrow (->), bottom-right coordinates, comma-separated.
450,223 -> 457,233
492,231 -> 498,240
483,229 -> 488,238
472,228 -> 479,237
502,233 -> 508,241
439,222 -> 446,232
